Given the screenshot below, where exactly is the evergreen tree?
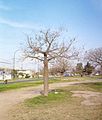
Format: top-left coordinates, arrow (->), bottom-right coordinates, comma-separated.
76,63 -> 83,76
84,62 -> 94,75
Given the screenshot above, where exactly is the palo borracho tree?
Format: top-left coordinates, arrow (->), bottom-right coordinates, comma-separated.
24,29 -> 78,96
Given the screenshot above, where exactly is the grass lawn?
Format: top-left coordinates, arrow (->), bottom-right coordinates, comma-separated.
80,82 -> 102,92
9,82 -> 102,120
0,81 -> 43,92
0,75 -> 102,92
0,78 -> 62,92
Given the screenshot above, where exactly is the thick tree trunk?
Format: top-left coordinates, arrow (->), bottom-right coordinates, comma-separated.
100,65 -> 102,75
43,54 -> 49,96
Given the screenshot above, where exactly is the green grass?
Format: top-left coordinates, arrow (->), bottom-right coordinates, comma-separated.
25,82 -> 102,107
25,89 -> 72,107
0,75 -> 101,92
0,79 -> 60,92
0,81 -> 43,92
50,75 -> 102,83
61,75 -> 102,81
80,82 -> 102,92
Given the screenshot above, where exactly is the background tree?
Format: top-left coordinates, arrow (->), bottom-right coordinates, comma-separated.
85,47 -> 102,69
84,62 -> 94,75
75,63 -> 83,77
50,58 -> 71,76
11,69 -> 18,79
49,66 -> 58,76
24,29 -> 78,96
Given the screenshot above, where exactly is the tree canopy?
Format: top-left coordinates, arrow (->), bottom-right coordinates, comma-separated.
85,47 -> 102,68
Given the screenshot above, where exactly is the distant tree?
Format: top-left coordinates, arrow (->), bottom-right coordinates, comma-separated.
49,66 -> 58,76
85,47 -> 102,68
84,62 -> 94,75
11,69 -> 18,79
76,63 -> 83,77
49,58 -> 71,76
24,29 -> 78,96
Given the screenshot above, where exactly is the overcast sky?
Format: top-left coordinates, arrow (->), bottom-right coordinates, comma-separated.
0,0 -> 102,70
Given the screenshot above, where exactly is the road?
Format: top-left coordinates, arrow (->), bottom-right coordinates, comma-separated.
0,78 -> 43,85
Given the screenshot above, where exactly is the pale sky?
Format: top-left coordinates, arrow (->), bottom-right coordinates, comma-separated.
0,0 -> 102,70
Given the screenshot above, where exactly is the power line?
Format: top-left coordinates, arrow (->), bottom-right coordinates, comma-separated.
0,61 -> 11,64
0,58 -> 11,62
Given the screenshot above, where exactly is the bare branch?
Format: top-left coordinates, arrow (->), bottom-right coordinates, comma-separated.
85,47 -> 102,67
23,29 -> 79,96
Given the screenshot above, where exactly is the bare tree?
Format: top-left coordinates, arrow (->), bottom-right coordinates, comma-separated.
85,47 -> 102,68
50,58 -> 71,76
24,29 -> 78,96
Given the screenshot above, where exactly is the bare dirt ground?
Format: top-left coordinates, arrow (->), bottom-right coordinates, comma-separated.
71,91 -> 102,106
0,80 -> 102,120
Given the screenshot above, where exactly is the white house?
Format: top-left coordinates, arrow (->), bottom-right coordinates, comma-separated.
17,70 -> 33,78
0,70 -> 12,80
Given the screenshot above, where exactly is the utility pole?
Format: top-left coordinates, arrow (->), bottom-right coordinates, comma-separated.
13,49 -> 19,78
38,59 -> 39,78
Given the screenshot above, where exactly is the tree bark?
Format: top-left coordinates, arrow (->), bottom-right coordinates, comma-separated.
43,53 -> 49,96
100,65 -> 102,75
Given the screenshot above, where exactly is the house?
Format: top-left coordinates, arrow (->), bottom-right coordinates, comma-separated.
0,69 -> 12,80
17,70 -> 33,78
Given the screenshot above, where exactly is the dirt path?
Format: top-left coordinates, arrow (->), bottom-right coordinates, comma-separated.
0,80 -> 102,120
